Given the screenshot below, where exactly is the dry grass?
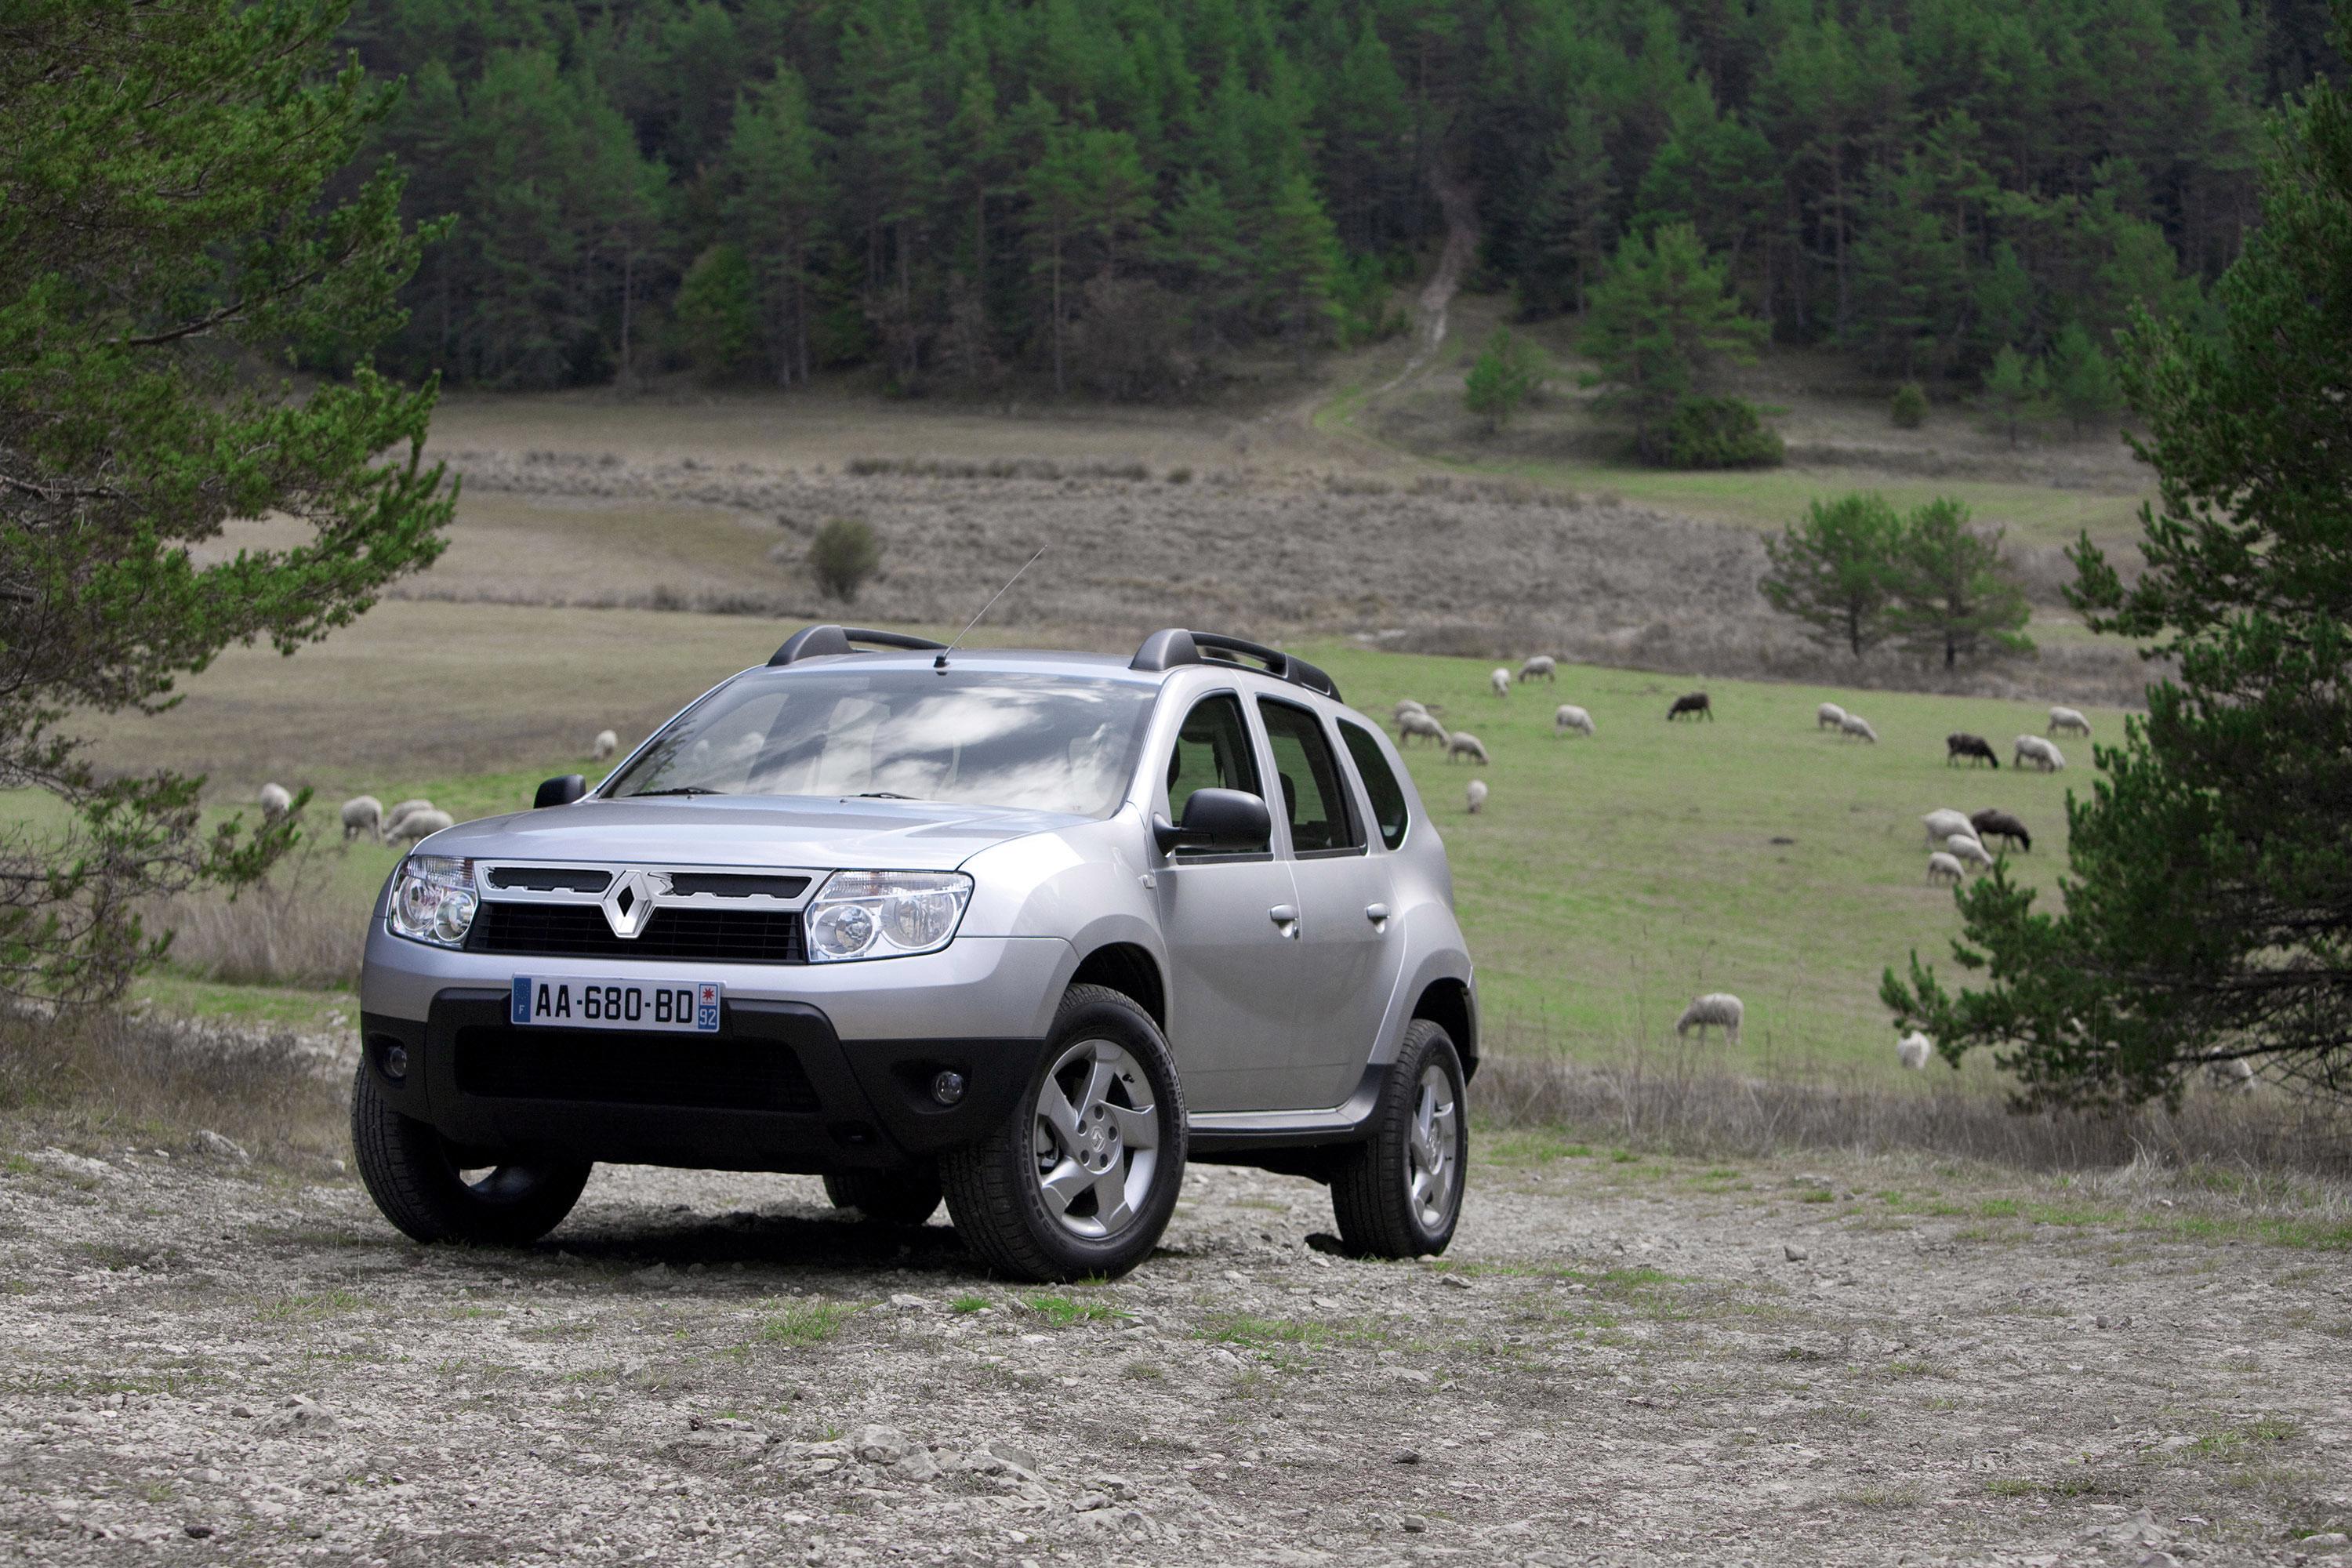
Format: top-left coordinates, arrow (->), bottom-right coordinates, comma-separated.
154,844 -> 364,989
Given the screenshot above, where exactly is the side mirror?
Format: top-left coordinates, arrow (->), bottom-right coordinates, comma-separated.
534,774 -> 587,808
1153,787 -> 1271,855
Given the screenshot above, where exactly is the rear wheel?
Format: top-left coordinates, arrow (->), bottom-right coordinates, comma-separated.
942,985 -> 1187,1282
822,1166 -> 943,1226
1330,1021 -> 1467,1258
350,1062 -> 591,1246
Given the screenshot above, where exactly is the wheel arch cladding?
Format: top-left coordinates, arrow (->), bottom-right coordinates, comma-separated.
1412,978 -> 1477,1080
1069,942 -> 1166,1030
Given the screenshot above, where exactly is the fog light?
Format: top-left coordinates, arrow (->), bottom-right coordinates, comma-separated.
931,1069 -> 966,1106
384,1044 -> 408,1082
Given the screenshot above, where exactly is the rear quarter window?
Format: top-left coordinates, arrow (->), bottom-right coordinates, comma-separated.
1338,720 -> 1411,851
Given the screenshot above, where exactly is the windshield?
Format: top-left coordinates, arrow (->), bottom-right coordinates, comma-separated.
606,668 -> 1156,818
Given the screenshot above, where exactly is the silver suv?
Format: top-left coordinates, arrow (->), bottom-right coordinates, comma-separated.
354,626 -> 1477,1280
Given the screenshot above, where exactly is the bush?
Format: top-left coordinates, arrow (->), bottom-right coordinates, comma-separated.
808,518 -> 884,602
1890,381 -> 1929,429
1463,326 -> 1547,433
673,244 -> 759,382
1658,396 -> 1784,469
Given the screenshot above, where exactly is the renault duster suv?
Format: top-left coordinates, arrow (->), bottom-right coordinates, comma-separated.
355,626 -> 1477,1281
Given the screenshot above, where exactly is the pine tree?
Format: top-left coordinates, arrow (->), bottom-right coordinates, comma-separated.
1981,345 -> 2050,447
1256,169 -> 1339,370
2046,323 -> 2123,436
1156,173 -> 1250,349
724,66 -> 829,388
1022,111 -> 1086,396
1885,500 -> 2034,669
1523,107 -> 1614,318
1760,494 -> 1904,658
1580,223 -> 1766,462
1462,327 -> 1546,432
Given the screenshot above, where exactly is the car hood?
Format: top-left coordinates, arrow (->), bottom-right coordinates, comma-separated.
419,796 -> 1078,872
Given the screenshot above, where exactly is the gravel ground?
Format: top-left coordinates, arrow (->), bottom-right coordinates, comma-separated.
3,1131 -> 2350,1566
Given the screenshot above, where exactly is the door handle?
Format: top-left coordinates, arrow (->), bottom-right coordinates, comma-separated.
1268,904 -> 1300,938
1364,902 -> 1391,927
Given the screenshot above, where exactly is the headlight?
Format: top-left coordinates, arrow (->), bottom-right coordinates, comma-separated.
805,871 -> 971,962
387,855 -> 478,949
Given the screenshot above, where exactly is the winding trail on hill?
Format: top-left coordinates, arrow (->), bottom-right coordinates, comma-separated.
1374,167 -> 1481,396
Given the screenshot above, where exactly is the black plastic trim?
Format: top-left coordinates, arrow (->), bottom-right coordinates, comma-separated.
768,624 -> 949,666
1128,629 -> 1341,702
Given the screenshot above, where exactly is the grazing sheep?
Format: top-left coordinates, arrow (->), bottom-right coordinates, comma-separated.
1674,993 -> 1744,1047
339,795 -> 384,844
1921,808 -> 1976,847
1553,704 -> 1595,739
2204,1055 -> 2256,1091
1816,702 -> 1846,731
1399,710 -> 1449,748
1465,779 -> 1488,814
1667,691 -> 1712,721
1838,712 -> 1879,743
1969,809 -> 2032,853
1517,655 -> 1556,684
384,808 -> 454,847
1947,833 -> 1995,871
1946,732 -> 2000,768
381,798 -> 434,837
1896,1031 -> 1933,1070
593,728 -> 620,762
2014,735 -> 2066,771
2048,706 -> 2092,738
1394,699 -> 1428,726
1926,851 -> 1965,887
1445,731 -> 1490,765
1490,667 -> 1511,699
258,782 -> 292,822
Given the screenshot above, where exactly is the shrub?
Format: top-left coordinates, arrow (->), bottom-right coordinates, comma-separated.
673,244 -> 759,382
1659,396 -> 1784,469
1890,381 -> 1929,429
808,518 -> 884,602
1463,326 -> 1546,433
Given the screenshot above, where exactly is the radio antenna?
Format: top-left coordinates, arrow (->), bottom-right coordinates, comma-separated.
935,544 -> 1047,670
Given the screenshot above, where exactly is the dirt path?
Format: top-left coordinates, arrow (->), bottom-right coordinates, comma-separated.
1373,169 -> 1482,398
3,1137 -> 2347,1566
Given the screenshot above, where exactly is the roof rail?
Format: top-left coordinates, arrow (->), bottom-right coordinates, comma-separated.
1129,629 -> 1341,702
767,625 -> 949,666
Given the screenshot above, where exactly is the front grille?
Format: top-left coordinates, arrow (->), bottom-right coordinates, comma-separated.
468,903 -> 806,964
486,866 -> 612,893
453,1024 -> 819,1112
666,872 -> 810,899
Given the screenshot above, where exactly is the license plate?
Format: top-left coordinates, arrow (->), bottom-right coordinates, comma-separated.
510,977 -> 722,1033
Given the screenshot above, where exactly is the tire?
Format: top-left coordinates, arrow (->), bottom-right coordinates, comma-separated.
1330,1021 -> 1468,1259
822,1166 -> 943,1226
942,985 -> 1188,1283
350,1062 -> 592,1247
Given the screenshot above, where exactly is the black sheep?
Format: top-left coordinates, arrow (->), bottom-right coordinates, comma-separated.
1947,731 -> 2000,768
1667,691 -> 1712,721
1970,808 -> 2032,852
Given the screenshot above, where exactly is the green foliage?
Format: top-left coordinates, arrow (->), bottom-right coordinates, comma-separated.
808,519 -> 884,603
1887,29 -> 2352,1109
1890,381 -> 1930,429
1330,252 -> 1407,349
1982,346 -> 2052,447
2046,324 -> 2123,435
673,245 -> 758,382
1659,396 -> 1784,470
1462,328 -> 1546,433
1761,495 -> 1904,658
1581,223 -> 1766,463
1885,500 -> 2035,669
0,0 -> 452,1004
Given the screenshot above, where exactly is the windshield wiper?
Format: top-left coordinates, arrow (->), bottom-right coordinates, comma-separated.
632,786 -> 725,797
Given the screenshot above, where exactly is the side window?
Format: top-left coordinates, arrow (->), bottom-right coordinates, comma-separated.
1258,699 -> 1363,855
1165,692 -> 1267,854
1338,720 -> 1410,851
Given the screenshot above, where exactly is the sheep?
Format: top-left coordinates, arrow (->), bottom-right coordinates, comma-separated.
339,795 -> 384,844
1921,808 -> 1976,847
1667,691 -> 1712,721
593,728 -> 620,762
1674,993 -> 1744,1047
1926,851 -> 1965,887
2048,706 -> 2092,738
1838,712 -> 1879,743
1947,833 -> 1995,871
1946,732 -> 2000,768
1490,667 -> 1511,699
381,798 -> 435,837
1969,809 -> 2032,853
1816,702 -> 1846,731
2014,735 -> 2065,771
1465,779 -> 1489,815
1444,731 -> 1490,765
1517,655 -> 1556,684
1394,699 -> 1428,727
1896,1030 -> 1933,1070
1553,704 -> 1595,739
258,782 -> 292,822
2203,1055 -> 2256,1092
1399,710 -> 1450,748
384,808 -> 454,847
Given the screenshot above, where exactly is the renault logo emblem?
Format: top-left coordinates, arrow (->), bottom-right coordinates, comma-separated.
601,869 -> 670,938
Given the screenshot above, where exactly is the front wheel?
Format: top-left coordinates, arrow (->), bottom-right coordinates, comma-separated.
822,1166 -> 943,1225
1330,1021 -> 1468,1258
942,985 -> 1187,1282
350,1062 -> 592,1246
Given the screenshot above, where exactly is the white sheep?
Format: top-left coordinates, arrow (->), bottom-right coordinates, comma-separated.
2203,1055 -> 2256,1091
1394,699 -> 1428,726
1465,779 -> 1488,815
1490,667 -> 1511,699
1921,808 -> 1976,847
1445,731 -> 1490,765
1926,851 -> 1965,887
381,798 -> 435,837
1838,712 -> 1879,743
1896,1030 -> 1933,1070
1517,655 -> 1556,684
384,808 -> 454,847
1816,702 -> 1846,731
1399,710 -> 1449,748
1674,993 -> 1744,1047
258,782 -> 292,822
340,795 -> 384,844
2014,735 -> 2066,771
593,728 -> 620,762
1553,704 -> 1595,739
2047,706 -> 2092,738
1947,833 -> 1995,871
